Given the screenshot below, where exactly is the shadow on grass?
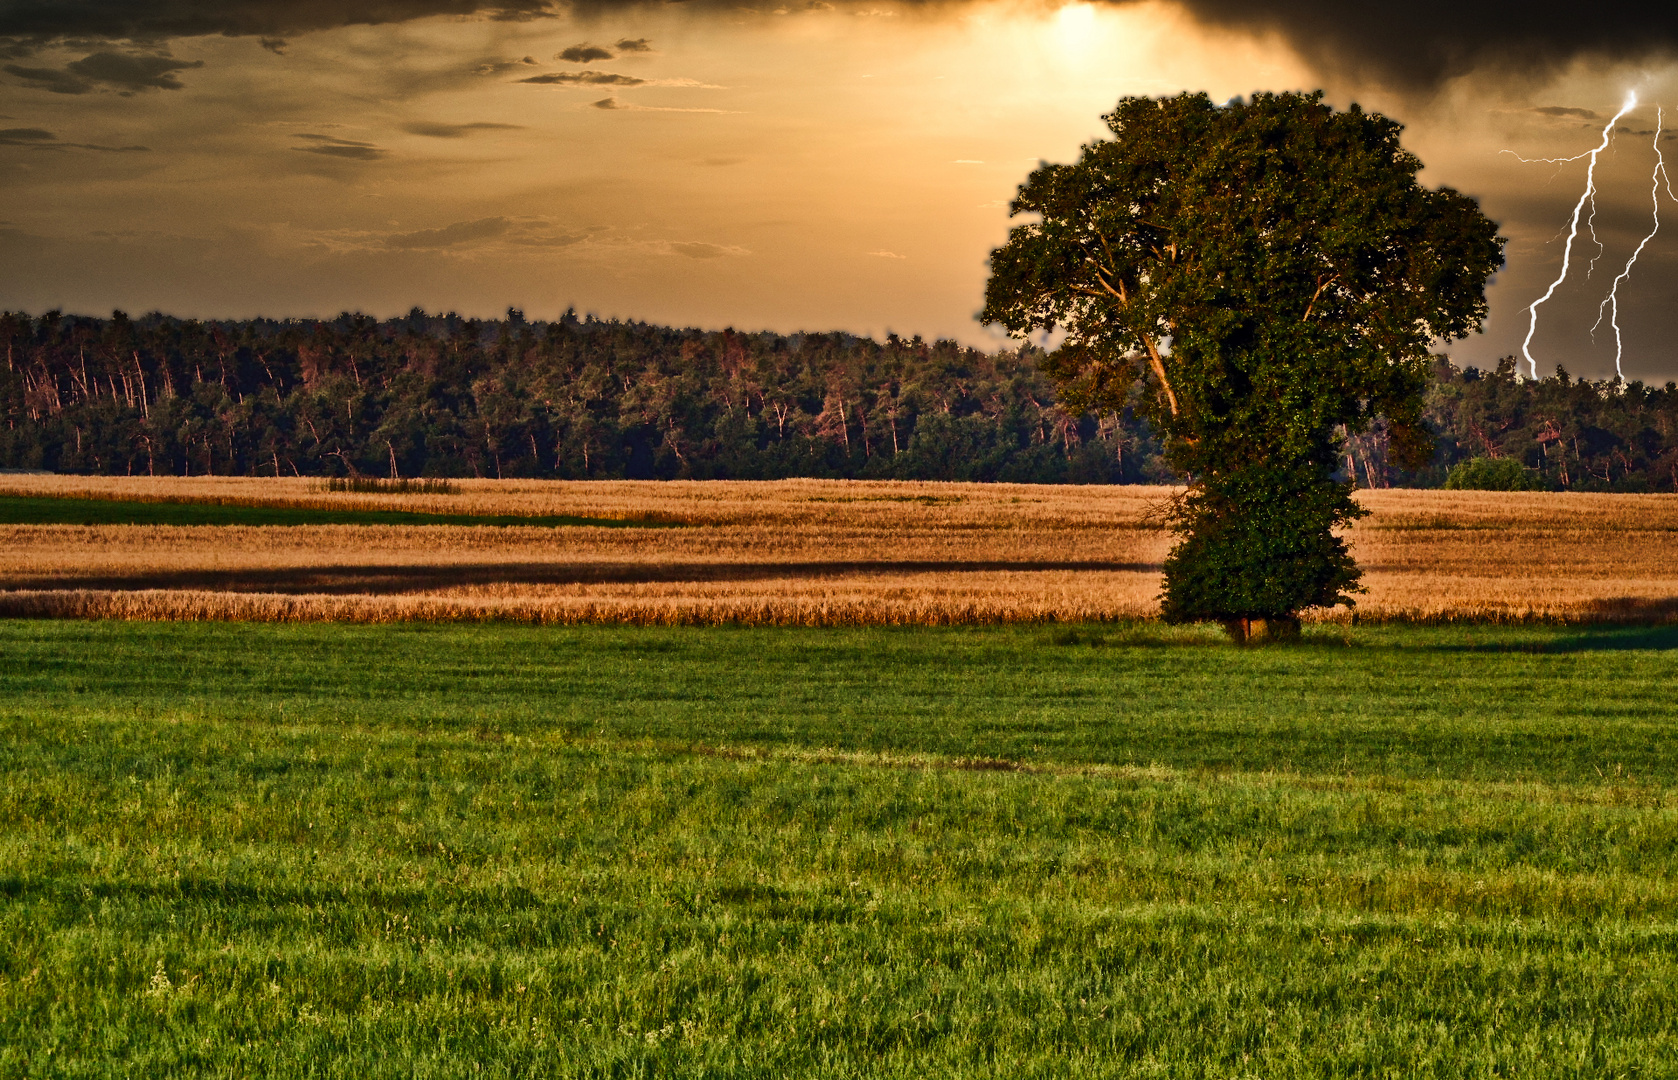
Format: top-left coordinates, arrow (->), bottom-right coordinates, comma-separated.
1419,623 -> 1678,654
1538,625 -> 1678,653
1044,621 -> 1678,653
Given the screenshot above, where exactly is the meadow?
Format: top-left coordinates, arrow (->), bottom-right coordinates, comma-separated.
3,476 -> 1678,625
3,478 -> 1676,1074
3,618 -> 1678,1077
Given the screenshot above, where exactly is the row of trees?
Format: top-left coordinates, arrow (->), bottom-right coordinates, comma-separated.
0,308 -> 1169,484
1356,358 -> 1678,493
2,308 -> 1675,491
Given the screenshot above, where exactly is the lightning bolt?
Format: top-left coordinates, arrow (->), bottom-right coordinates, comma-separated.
1514,93 -> 1638,381
1591,107 -> 1672,384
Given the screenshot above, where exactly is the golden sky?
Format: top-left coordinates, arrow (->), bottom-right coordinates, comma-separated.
2,1 -> 1677,380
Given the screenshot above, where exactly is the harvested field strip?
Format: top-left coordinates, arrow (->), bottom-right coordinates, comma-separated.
0,558 -> 1158,594
1,478 -> 1675,625
0,494 -> 665,528
2,586 -> 1673,626
0,586 -> 1165,626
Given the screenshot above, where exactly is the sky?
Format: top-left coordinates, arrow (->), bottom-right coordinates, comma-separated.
2,1 -> 1677,381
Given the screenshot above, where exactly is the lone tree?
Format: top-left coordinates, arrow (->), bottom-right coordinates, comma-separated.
983,91 -> 1503,640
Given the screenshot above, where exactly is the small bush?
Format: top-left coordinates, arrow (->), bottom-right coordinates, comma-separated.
1442,457 -> 1542,491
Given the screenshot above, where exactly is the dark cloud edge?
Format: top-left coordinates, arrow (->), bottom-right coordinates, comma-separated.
2,1 -> 1677,92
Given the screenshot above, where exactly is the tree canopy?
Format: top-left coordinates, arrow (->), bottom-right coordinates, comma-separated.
984,91 -> 1504,634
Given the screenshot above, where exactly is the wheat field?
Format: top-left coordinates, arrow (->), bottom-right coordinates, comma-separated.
1,475 -> 1674,625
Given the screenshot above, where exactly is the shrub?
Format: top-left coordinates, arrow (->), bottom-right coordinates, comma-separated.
1442,457 -> 1541,491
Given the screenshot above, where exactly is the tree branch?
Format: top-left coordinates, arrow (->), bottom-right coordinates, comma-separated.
1140,334 -> 1179,417
1302,274 -> 1339,322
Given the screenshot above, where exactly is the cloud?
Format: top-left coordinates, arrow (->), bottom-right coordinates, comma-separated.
508,230 -> 589,247
614,37 -> 653,52
294,133 -> 387,160
64,51 -> 204,92
591,97 -> 734,113
666,241 -> 746,258
386,216 -> 511,248
0,2 -> 562,41
520,69 -> 644,86
6,1 -> 1671,94
6,52 -> 203,94
558,43 -> 614,62
473,56 -> 539,75
399,120 -> 524,137
0,125 -> 53,143
1532,106 -> 1600,120
3,63 -> 91,93
0,125 -> 149,150
867,249 -> 907,259
1164,1 -> 1678,91
259,37 -> 287,54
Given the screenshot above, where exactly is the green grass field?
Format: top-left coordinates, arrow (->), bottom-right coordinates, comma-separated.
3,620 -> 1676,1077
0,494 -> 661,528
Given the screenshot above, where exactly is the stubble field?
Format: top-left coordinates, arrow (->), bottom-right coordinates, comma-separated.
2,475 -> 1676,624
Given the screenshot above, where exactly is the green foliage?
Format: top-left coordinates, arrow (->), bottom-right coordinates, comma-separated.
1160,462 -> 1365,623
984,92 -> 1503,624
4,620 -> 1678,1075
1416,359 -> 1678,491
1442,455 -> 1544,491
0,310 -> 1162,484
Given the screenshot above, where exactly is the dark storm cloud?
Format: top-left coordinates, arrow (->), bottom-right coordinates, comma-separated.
557,43 -> 613,62
614,37 -> 652,52
519,70 -> 644,86
400,120 -> 524,137
3,0 -> 1674,93
592,96 -> 620,109
258,36 -> 286,54
294,133 -> 386,160
1160,1 -> 1678,90
386,216 -> 510,248
0,1 -> 560,41
1533,106 -> 1600,120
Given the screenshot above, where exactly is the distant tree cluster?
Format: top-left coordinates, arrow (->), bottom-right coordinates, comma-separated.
4,311 -> 1676,491
0,309 -> 1170,484
1348,358 -> 1678,493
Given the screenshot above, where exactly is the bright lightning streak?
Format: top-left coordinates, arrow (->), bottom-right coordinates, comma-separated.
1592,107 -> 1670,384
1517,92 -> 1638,381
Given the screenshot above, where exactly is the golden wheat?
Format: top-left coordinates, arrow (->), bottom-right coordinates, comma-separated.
1,477 -> 1674,625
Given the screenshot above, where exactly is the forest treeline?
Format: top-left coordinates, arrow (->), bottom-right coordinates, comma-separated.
3,310 -> 1676,490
